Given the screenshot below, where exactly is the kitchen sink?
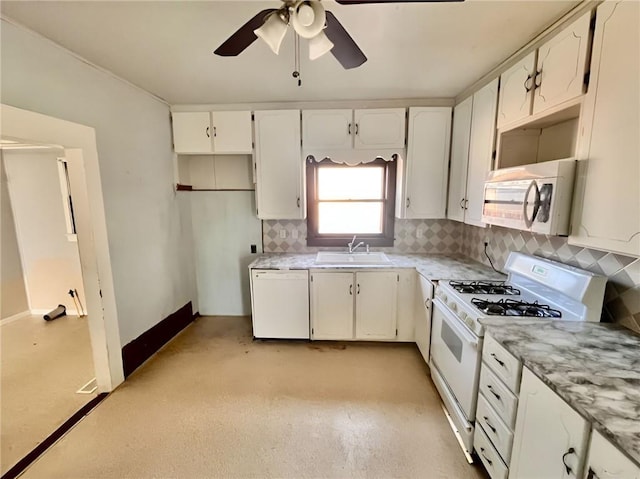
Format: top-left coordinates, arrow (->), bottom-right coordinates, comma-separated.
314,251 -> 392,265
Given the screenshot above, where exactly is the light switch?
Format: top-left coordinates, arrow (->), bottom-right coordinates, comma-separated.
291,230 -> 299,239
279,230 -> 287,239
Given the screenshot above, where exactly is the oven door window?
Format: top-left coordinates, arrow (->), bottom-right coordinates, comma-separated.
441,319 -> 463,362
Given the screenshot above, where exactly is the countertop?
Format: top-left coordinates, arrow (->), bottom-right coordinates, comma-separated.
482,319 -> 640,467
249,253 -> 506,281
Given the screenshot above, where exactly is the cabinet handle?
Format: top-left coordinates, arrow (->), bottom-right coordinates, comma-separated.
406,197 -> 411,209
349,284 -> 353,295
206,126 -> 210,138
348,123 -> 352,135
357,284 -> 360,295
460,198 -> 465,210
355,123 -> 359,135
464,199 -> 469,210
213,126 -> 217,137
483,416 -> 497,434
487,384 -> 501,402
479,448 -> 493,466
586,467 -> 599,479
296,197 -> 300,208
424,299 -> 430,309
490,353 -> 505,367
562,447 -> 576,475
524,73 -> 534,92
534,69 -> 543,88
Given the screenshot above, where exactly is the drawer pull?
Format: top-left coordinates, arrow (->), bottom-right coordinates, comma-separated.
487,384 -> 501,401
562,447 -> 576,475
587,468 -> 599,479
490,353 -> 505,367
480,447 -> 493,466
483,416 -> 497,434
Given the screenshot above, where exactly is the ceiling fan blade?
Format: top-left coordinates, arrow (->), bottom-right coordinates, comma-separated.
324,11 -> 367,69
335,0 -> 463,3
214,9 -> 278,56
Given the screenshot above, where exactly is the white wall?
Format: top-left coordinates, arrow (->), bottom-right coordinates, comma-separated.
3,150 -> 86,313
1,20 -> 197,344
0,154 -> 29,318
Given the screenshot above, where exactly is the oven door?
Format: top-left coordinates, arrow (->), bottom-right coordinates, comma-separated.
430,297 -> 483,421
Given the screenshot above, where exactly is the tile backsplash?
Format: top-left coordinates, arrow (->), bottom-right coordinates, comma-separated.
462,224 -> 640,334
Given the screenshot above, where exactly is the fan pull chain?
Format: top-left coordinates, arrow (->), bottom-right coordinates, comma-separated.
292,33 -> 302,86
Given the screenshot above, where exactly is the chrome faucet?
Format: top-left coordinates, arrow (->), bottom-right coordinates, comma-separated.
348,235 -> 365,253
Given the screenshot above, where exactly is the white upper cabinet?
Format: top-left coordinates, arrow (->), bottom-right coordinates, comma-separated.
172,112 -> 213,154
510,368 -> 590,479
570,0 -> 640,257
353,108 -> 406,149
254,110 -> 304,219
302,108 -> 406,150
302,109 -> 353,150
447,96 -> 473,223
497,52 -> 537,129
584,429 -> 640,479
355,271 -> 398,340
466,78 -> 499,227
397,107 -> 452,219
533,11 -> 592,116
172,111 -> 253,154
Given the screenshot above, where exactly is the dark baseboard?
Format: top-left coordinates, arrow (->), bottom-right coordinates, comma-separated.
1,393 -> 108,479
121,301 -> 194,378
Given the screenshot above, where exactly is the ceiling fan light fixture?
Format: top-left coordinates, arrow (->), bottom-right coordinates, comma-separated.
291,0 -> 326,39
254,12 -> 288,54
309,31 -> 334,60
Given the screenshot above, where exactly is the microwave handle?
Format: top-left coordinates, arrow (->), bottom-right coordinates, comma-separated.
523,180 -> 541,228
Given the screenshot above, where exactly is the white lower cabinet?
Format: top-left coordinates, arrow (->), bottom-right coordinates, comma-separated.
509,367 -> 589,479
414,274 -> 433,363
584,430 -> 640,479
310,271 -> 398,341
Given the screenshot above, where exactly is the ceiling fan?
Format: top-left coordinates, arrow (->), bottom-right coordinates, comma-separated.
214,0 -> 464,70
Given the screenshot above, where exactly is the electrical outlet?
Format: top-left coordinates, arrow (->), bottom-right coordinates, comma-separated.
279,230 -> 287,239
291,229 -> 299,239
417,228 -> 424,238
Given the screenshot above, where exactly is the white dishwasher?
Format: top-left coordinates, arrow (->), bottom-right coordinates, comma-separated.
250,269 -> 310,339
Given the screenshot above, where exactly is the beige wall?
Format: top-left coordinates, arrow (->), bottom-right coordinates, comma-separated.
3,150 -> 85,314
1,153 -> 29,318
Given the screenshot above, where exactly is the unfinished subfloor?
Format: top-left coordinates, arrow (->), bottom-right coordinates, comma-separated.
21,316 -> 488,478
1,314 -> 95,474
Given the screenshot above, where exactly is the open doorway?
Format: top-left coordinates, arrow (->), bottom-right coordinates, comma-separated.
1,147 -> 97,473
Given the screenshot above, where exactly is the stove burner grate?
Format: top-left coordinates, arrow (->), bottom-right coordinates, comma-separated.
470,298 -> 562,318
449,280 -> 521,296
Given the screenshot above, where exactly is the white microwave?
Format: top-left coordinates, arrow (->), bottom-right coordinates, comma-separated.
482,158 -> 576,236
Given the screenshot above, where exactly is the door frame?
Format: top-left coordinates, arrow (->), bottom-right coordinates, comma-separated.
1,104 -> 124,392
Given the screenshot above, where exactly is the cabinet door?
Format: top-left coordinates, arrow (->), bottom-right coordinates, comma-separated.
466,79 -> 498,227
302,110 -> 353,150
414,274 -> 433,363
510,368 -> 589,479
584,429 -> 640,479
254,110 -> 304,219
355,271 -> 398,340
211,111 -> 253,154
569,0 -> 640,257
497,51 -> 536,129
447,96 -> 473,223
353,108 -> 406,149
172,112 -> 213,154
311,272 -> 354,340
533,12 -> 592,115
400,107 -> 452,219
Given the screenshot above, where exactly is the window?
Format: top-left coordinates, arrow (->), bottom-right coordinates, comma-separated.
306,157 -> 397,247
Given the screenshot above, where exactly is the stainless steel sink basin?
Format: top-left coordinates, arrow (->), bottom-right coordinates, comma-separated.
314,251 -> 392,265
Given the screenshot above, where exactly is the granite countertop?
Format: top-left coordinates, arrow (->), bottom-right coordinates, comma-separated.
249,253 -> 506,281
482,319 -> 640,467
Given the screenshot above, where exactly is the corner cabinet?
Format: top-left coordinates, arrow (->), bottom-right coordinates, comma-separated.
172,111 -> 252,154
254,110 -> 305,220
302,108 -> 406,150
310,271 -> 398,341
396,107 -> 452,219
413,274 -> 433,363
584,430 -> 640,479
509,367 -> 589,479
570,0 -> 640,257
448,79 -> 498,226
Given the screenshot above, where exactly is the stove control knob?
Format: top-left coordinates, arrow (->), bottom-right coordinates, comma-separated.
459,311 -> 468,322
449,301 -> 457,312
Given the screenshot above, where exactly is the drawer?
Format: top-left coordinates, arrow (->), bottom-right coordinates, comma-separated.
474,423 -> 509,479
476,394 -> 514,464
483,334 -> 522,393
479,364 -> 519,428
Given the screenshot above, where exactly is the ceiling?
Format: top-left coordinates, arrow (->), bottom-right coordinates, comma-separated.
1,0 -> 580,105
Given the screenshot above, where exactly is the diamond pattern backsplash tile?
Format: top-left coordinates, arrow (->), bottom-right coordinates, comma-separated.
462,224 -> 640,334
262,219 -> 463,255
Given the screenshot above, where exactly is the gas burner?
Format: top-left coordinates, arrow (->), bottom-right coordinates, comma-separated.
449,280 -> 521,296
471,298 -> 562,318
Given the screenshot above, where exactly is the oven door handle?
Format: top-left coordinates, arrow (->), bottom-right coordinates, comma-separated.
433,298 -> 479,348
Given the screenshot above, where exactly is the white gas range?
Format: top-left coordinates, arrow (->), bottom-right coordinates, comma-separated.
428,252 -> 607,461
